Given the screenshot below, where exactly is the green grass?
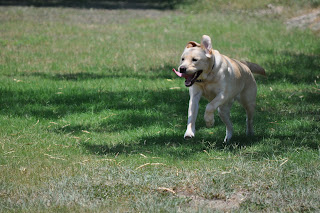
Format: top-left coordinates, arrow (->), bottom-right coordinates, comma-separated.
1,1 -> 320,212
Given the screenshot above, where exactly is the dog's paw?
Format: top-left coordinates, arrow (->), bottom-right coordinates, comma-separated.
184,130 -> 195,139
246,130 -> 255,137
224,135 -> 232,143
205,120 -> 214,128
204,113 -> 214,128
184,135 -> 193,140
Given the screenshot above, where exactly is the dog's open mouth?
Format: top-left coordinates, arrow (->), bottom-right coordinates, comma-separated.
184,70 -> 203,87
172,68 -> 203,87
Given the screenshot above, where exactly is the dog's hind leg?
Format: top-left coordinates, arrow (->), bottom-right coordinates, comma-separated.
218,101 -> 234,143
244,103 -> 255,136
239,89 -> 256,137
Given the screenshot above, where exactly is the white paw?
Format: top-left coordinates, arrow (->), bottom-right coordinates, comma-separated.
184,130 -> 195,139
224,135 -> 232,143
224,130 -> 233,143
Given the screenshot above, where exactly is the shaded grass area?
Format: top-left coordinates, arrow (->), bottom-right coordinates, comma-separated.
0,3 -> 320,212
0,0 -> 185,9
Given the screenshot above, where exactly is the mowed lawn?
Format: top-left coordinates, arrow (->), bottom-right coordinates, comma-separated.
0,1 -> 319,212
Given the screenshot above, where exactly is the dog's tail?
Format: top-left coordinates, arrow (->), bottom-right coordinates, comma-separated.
241,61 -> 266,76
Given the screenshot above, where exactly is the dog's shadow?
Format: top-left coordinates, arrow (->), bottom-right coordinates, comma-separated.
82,117 -> 267,160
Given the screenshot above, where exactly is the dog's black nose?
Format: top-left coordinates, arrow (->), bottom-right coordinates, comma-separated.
179,66 -> 187,73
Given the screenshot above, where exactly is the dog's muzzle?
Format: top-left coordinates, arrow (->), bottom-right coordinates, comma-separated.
172,68 -> 203,87
184,70 -> 203,87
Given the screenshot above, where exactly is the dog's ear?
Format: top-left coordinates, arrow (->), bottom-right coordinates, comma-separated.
201,35 -> 213,57
186,41 -> 200,48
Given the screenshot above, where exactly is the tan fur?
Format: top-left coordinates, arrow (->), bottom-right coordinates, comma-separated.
186,41 -> 200,48
178,35 -> 265,142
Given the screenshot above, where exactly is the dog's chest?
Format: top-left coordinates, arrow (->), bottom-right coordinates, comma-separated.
200,83 -> 221,101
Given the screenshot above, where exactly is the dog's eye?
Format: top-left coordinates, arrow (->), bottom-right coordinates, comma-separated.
192,58 -> 198,62
181,58 -> 185,61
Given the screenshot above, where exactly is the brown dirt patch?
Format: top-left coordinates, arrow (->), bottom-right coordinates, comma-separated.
158,186 -> 248,211
286,9 -> 320,32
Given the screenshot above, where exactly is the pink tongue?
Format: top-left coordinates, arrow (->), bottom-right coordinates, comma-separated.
172,68 -> 188,79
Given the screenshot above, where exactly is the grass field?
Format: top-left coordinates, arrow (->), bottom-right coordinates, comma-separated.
1,1 -> 320,212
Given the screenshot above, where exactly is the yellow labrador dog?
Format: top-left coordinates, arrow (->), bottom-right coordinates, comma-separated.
173,35 -> 265,142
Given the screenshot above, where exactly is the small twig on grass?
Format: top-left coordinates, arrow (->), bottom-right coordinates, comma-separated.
280,158 -> 288,167
54,144 -> 71,148
136,163 -> 166,170
47,122 -> 58,128
62,124 -> 70,128
203,150 -> 210,156
84,138 -> 91,142
102,113 -> 117,120
4,150 -> 15,155
44,153 -> 66,161
32,120 -> 39,127
288,92 -> 296,98
169,87 -> 181,90
72,136 -> 81,140
136,163 -> 150,169
115,152 -> 119,158
139,153 -> 147,158
157,187 -> 176,194
269,121 -> 279,124
312,87 -> 320,94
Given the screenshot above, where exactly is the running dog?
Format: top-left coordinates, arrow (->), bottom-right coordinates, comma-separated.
173,35 -> 265,142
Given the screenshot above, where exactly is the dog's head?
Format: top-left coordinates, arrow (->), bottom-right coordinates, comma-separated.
178,35 -> 213,87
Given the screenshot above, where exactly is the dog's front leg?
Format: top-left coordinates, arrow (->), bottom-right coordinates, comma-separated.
184,87 -> 202,139
204,93 -> 227,128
